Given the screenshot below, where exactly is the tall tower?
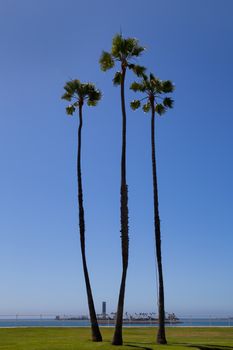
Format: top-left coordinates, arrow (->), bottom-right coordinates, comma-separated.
102,301 -> 106,318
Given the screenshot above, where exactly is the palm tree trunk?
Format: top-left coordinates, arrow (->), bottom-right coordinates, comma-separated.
77,103 -> 102,342
151,100 -> 167,344
112,67 -> 129,346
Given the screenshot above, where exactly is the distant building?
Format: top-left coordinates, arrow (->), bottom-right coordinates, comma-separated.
102,301 -> 106,318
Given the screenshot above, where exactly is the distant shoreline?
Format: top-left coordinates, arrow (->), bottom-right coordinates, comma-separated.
97,319 -> 181,325
0,318 -> 232,328
55,317 -> 181,324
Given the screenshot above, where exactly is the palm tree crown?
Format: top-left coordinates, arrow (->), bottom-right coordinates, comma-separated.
62,79 -> 102,113
99,33 -> 146,81
130,73 -> 174,114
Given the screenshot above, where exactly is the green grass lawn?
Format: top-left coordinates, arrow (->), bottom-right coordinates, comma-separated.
0,327 -> 232,350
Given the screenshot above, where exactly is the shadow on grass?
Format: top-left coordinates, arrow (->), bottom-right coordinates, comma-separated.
188,345 -> 233,350
124,342 -> 233,350
126,344 -> 153,350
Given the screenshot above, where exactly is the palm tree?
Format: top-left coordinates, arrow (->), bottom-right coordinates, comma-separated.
61,79 -> 102,342
99,34 -> 145,345
130,73 -> 174,344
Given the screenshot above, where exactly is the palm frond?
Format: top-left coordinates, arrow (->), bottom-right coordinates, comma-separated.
83,84 -> 102,105
126,37 -> 145,56
61,92 -> 72,101
88,90 -> 102,103
111,34 -> 124,58
63,82 -> 74,94
130,100 -> 141,110
163,97 -> 174,108
130,64 -> 146,77
113,71 -> 122,86
63,80 -> 81,94
155,103 -> 166,115
151,78 -> 163,93
128,63 -> 134,70
87,99 -> 98,106
131,45 -> 145,57
66,105 -> 75,115
142,102 -> 151,113
149,73 -> 156,81
142,73 -> 148,81
125,37 -> 137,51
81,83 -> 91,96
73,79 -> 82,90
162,80 -> 174,93
99,51 -> 114,71
130,81 -> 145,92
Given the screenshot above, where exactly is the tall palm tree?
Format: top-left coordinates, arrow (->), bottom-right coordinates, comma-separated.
130,73 -> 174,344
61,79 -> 102,342
99,34 -> 145,345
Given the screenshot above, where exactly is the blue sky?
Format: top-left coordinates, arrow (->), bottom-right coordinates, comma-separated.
0,0 -> 232,317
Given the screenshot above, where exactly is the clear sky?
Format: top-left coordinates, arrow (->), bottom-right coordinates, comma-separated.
0,0 -> 232,317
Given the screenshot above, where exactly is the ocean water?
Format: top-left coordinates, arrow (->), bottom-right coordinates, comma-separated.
0,318 -> 232,328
